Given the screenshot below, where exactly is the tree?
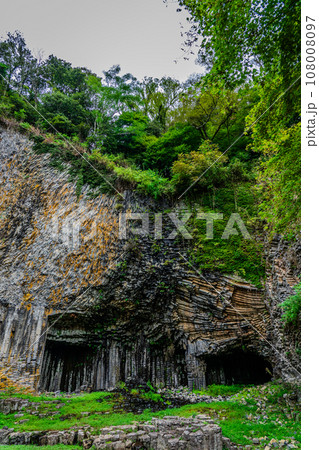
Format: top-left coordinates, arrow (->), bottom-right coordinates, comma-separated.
102,65 -> 142,114
246,79 -> 301,236
113,111 -> 151,159
141,76 -> 182,132
143,122 -> 202,174
0,31 -> 36,94
0,62 -> 8,90
171,140 -> 228,193
175,0 -> 301,237
39,91 -> 92,138
176,0 -> 300,86
226,158 -> 251,211
85,68 -> 142,151
41,55 -> 90,95
177,83 -> 238,141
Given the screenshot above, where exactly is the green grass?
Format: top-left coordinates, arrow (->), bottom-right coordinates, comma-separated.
194,384 -> 249,397
140,391 -> 164,402
0,382 -> 300,447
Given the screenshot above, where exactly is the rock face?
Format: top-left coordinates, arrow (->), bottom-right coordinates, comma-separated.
0,415 -> 223,449
264,237 -> 301,380
93,416 -> 223,450
0,126 -> 300,392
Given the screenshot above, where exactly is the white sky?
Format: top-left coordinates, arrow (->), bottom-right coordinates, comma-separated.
0,0 -> 205,81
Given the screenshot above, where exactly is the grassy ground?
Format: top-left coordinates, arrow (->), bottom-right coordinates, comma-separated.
0,447 -> 81,449
193,383 -> 248,397
0,382 -> 300,448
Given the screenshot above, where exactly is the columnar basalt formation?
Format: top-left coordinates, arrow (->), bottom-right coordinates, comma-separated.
264,236 -> 301,379
0,126 -> 299,392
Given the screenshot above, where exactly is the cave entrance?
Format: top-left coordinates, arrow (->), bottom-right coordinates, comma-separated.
40,341 -> 95,392
205,350 -> 272,385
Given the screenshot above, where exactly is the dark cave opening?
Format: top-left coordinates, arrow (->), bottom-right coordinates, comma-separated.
40,340 -> 95,392
39,338 -> 188,392
40,339 -> 272,392
205,350 -> 272,385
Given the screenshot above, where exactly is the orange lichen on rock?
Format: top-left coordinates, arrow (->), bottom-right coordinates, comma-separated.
0,368 -> 35,394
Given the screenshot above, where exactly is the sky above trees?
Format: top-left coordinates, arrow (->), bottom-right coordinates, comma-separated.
0,0 -> 205,81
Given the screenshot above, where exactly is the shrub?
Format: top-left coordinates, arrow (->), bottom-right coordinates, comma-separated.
279,282 -> 301,327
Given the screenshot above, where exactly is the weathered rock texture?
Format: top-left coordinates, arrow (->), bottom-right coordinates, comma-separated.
0,415 -> 223,450
93,415 -> 223,449
264,237 -> 301,380
0,126 -> 300,392
0,415 -> 223,449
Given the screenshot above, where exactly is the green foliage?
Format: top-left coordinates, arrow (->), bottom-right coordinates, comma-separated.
140,391 -> 164,403
194,384 -> 247,397
30,134 -> 174,198
246,78 -> 301,237
146,381 -> 155,391
280,283 -> 301,327
177,0 -> 300,85
42,54 -> 90,95
143,123 -> 202,174
176,0 -> 300,240
141,76 -> 182,132
13,108 -> 26,121
0,94 -> 13,117
0,31 -> 36,91
117,381 -> 127,390
189,190 -> 265,287
130,388 -> 139,396
39,91 -> 92,138
0,90 -> 38,124
178,83 -> 241,144
113,111 -> 151,158
19,122 -> 32,131
88,150 -> 174,197
171,140 -> 228,191
0,62 -> 8,78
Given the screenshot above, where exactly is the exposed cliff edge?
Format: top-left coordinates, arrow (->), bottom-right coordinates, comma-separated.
0,126 -> 300,392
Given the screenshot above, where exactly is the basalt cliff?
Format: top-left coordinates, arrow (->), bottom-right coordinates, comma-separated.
0,126 -> 300,393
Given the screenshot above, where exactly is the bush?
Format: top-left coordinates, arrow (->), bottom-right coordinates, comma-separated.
279,282 -> 301,327
171,140 -> 228,191
88,150 -> 174,198
143,123 -> 202,174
